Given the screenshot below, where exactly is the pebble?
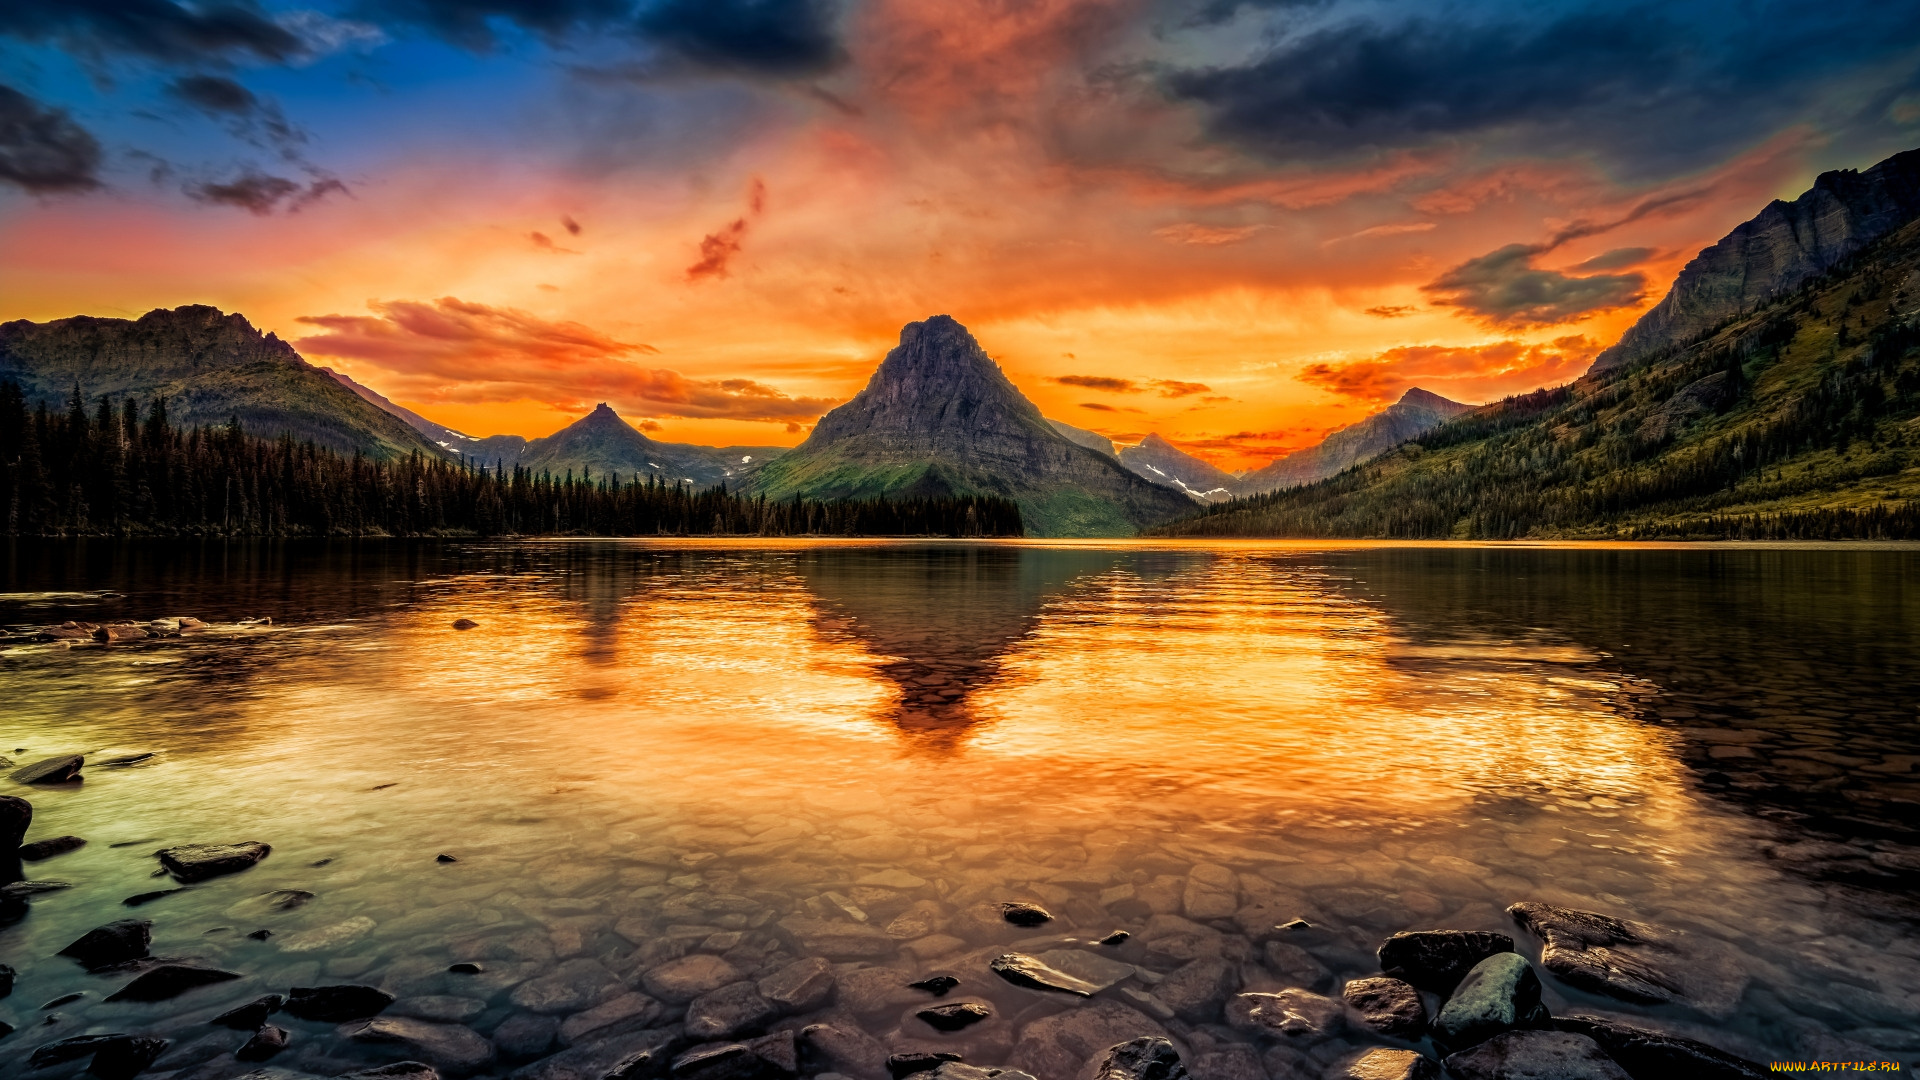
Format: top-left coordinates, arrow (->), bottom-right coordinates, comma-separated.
1342,977 -> 1427,1039
237,1024 -> 291,1061
157,841 -> 271,882
1432,954 -> 1550,1050
916,1002 -> 992,1031
1000,902 -> 1052,927
988,952 -> 1099,996
1085,1037 -> 1189,1080
1342,1048 -> 1439,1080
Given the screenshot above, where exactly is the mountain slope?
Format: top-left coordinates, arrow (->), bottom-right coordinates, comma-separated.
1117,433 -> 1238,502
1047,418 -> 1117,457
516,403 -> 786,488
0,306 -> 444,460
1592,147 -> 1920,372
324,367 -> 530,464
748,315 -> 1195,536
1157,217 -> 1920,539
1240,387 -> 1473,494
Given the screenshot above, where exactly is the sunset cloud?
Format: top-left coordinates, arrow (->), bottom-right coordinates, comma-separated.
295,297 -> 835,424
1055,375 -> 1138,392
687,179 -> 766,281
1422,244 -> 1645,328
1298,336 -> 1602,404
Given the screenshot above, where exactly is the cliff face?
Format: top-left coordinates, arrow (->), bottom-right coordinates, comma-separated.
1592,148 -> 1920,372
1117,433 -> 1238,502
0,305 -> 443,460
749,315 -> 1194,536
1241,387 -> 1472,494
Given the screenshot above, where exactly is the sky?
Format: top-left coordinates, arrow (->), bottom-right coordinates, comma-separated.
3,1 -> 1919,468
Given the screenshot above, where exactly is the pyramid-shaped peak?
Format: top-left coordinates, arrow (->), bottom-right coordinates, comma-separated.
1139,432 -> 1172,448
1395,387 -> 1471,414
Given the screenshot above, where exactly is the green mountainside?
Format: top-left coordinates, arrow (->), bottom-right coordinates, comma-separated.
1157,217 -> 1920,539
749,316 -> 1195,537
0,306 -> 444,461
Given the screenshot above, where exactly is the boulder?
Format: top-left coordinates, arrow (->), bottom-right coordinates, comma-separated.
0,795 -> 29,847
1006,999 -> 1169,1080
237,1024 -> 291,1061
284,984 -> 395,1021
1224,990 -> 1343,1039
1443,1031 -> 1631,1080
1002,902 -> 1053,927
685,981 -> 780,1041
1378,930 -> 1513,994
85,1035 -> 170,1080
799,1022 -> 890,1079
888,1052 -> 963,1078
1341,1048 -> 1438,1080
1153,957 -> 1236,1021
777,916 -> 898,960
105,964 -> 242,1002
157,842 -> 271,882
1432,954 -> 1549,1050
1342,977 -> 1426,1039
757,956 -> 834,1012
20,834 -> 85,860
990,953 -> 1099,996
1550,1015 -> 1769,1080
59,919 -> 153,969
11,754 -> 83,784
917,1002 -> 992,1031
212,994 -> 286,1029
1508,903 -> 1679,1005
344,1016 -> 497,1075
1081,1037 -> 1187,1080
645,955 -> 746,1003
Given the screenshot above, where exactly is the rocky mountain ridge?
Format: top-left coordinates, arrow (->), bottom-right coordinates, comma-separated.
1240,388 -> 1473,494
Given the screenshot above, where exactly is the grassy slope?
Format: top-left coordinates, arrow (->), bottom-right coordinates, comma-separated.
1158,219 -> 1920,539
749,453 -> 1142,537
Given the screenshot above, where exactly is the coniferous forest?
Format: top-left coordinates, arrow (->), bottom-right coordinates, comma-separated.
0,381 -> 1024,539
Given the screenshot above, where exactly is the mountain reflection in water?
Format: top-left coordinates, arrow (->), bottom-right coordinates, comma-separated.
0,539 -> 1914,1076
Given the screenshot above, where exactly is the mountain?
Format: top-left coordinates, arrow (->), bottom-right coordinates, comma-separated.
1592,147 -> 1920,372
747,315 -> 1196,536
515,403 -> 786,488
1047,418 -> 1117,457
1156,214 -> 1920,539
0,305 -> 443,460
1117,433 -> 1238,502
324,367 -> 531,464
1239,387 -> 1473,494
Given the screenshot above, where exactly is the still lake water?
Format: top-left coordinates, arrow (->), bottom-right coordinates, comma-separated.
0,540 -> 1916,1077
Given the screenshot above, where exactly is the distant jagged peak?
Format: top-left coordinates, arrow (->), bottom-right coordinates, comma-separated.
1395,386 -> 1469,412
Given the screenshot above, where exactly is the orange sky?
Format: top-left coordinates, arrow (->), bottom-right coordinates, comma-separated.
4,0 -> 1916,469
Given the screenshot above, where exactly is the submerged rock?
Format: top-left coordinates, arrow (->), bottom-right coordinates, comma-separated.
908,975 -> 959,996
1508,903 -> 1678,1005
757,957 -> 834,1012
1005,999 -> 1169,1080
1,960 -> 15,997
777,915 -> 899,960
673,1034 -> 799,1080
1262,942 -> 1332,993
917,1002 -> 991,1031
1442,1031 -> 1630,1080
685,981 -> 780,1041
1432,954 -> 1549,1049
59,919 -> 153,969
493,1014 -> 560,1063
284,983 -> 395,1021
12,754 -> 84,784
644,954 -> 745,1003
1153,957 -> 1236,1021
1551,1015 -> 1769,1080
157,842 -> 271,882
799,1022 -> 889,1079
30,1034 -> 134,1067
1342,977 -> 1426,1039
558,991 -> 661,1045
342,1063 -> 442,1080
104,964 -> 242,1002
1032,949 -> 1135,992
344,1016 -> 497,1075
888,1052 -> 963,1078
1377,930 -> 1514,994
1083,1037 -> 1188,1080
452,619 -> 480,630
237,1024 -> 291,1061
988,953 -> 1099,996
211,994 -> 286,1029
1341,1048 -> 1438,1080
1225,990 -> 1344,1039
20,834 -> 84,860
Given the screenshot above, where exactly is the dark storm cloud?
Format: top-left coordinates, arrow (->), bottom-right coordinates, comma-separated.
1421,243 -> 1644,328
186,170 -> 346,214
1161,3 -> 1920,176
636,0 -> 844,76
0,0 -> 306,65
355,0 -> 843,76
166,74 -> 256,114
0,85 -> 104,194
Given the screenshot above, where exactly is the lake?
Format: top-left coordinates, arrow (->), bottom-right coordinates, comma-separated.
0,540 -> 1915,1079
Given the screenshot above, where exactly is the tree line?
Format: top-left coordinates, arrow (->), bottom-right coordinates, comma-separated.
0,381 -> 1024,538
